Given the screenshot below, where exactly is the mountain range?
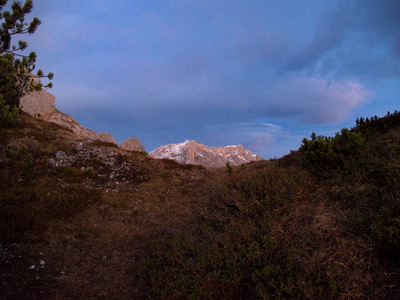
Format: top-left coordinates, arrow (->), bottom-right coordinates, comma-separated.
149,140 -> 263,168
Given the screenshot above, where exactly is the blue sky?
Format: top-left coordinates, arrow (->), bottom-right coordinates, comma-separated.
20,0 -> 400,158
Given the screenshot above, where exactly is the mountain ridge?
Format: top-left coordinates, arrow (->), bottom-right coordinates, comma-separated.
20,88 -> 146,152
149,140 -> 263,167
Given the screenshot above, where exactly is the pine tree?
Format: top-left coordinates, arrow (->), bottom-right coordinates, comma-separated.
0,0 -> 53,109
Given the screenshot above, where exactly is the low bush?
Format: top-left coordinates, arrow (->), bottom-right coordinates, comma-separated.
299,128 -> 365,175
0,94 -> 19,128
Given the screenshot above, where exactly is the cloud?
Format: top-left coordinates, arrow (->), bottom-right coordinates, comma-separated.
286,0 -> 400,79
232,28 -> 300,68
260,123 -> 283,130
286,2 -> 350,71
35,1 -> 374,129
264,77 -> 372,123
66,75 -> 371,135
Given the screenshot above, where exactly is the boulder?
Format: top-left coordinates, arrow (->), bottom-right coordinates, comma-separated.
20,90 -> 55,120
120,137 -> 146,152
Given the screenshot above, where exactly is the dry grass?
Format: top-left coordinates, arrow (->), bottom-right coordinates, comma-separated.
37,165 -> 210,299
0,113 -> 211,298
1,113 -> 399,299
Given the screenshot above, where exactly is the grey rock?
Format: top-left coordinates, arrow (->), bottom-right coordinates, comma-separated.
47,158 -> 56,168
55,150 -> 67,160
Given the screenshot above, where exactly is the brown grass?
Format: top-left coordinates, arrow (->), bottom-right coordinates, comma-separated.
1,113 -> 399,299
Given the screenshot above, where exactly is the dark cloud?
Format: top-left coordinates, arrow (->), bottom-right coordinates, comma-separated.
286,0 -> 400,79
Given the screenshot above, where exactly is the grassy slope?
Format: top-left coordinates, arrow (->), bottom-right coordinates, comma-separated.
0,114 -> 209,299
0,112 -> 399,299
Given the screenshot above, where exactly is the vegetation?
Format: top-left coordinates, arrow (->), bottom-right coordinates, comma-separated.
0,93 -> 18,126
299,128 -> 365,175
136,112 -> 400,299
0,0 -> 53,126
225,161 -> 233,175
1,111 -> 398,298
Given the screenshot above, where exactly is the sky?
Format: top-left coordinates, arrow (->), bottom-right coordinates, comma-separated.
18,0 -> 400,158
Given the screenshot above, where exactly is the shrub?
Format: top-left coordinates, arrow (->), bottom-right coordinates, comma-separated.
299,128 -> 364,175
0,94 -> 19,127
355,110 -> 400,135
301,115 -> 400,271
225,161 -> 233,175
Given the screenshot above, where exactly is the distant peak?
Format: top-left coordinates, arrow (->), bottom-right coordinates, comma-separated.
149,140 -> 263,168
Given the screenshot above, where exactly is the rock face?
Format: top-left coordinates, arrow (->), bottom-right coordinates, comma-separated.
149,140 -> 264,168
99,132 -> 117,145
120,137 -> 146,152
20,90 -> 117,145
20,90 -> 56,120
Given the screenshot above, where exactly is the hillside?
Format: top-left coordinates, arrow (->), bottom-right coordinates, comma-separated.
1,112 -> 399,299
0,113 -> 209,298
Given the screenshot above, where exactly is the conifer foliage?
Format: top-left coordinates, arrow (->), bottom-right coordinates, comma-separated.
0,0 -> 53,126
299,128 -> 365,174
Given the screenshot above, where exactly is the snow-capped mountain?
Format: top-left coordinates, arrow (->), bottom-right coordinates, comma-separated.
149,140 -> 264,168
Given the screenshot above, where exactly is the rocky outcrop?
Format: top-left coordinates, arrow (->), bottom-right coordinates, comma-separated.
47,139 -> 136,190
20,89 -> 117,145
20,90 -> 56,120
99,133 -> 117,145
46,109 -> 117,144
149,140 -> 263,168
120,137 -> 146,152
